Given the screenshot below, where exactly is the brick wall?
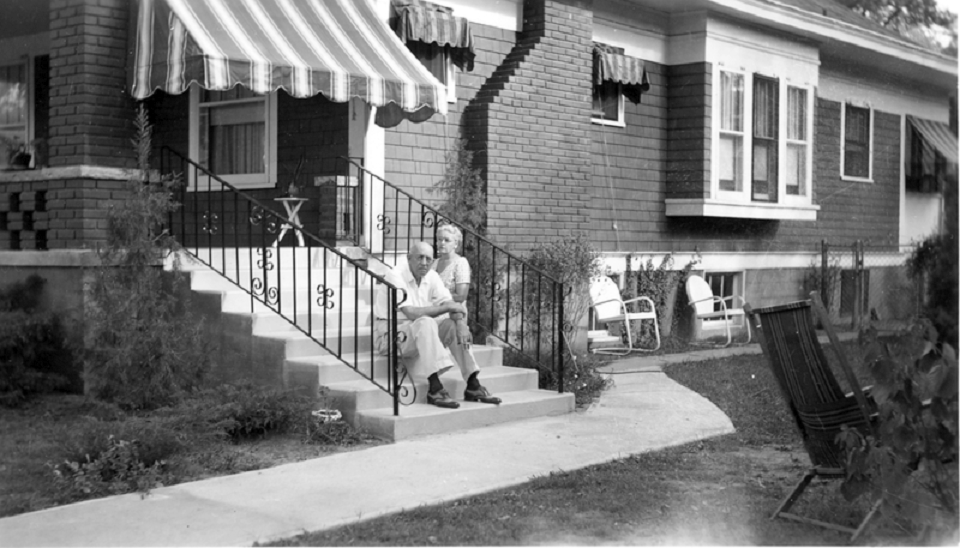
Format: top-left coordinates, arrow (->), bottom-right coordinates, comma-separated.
0,177 -> 133,250
588,61 -> 668,253
463,0 -> 594,251
383,24 -> 516,209
48,0 -> 136,168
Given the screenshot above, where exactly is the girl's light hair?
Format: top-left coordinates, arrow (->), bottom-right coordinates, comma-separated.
437,224 -> 463,249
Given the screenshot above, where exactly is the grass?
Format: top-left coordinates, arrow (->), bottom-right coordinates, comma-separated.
270,341 -> 923,546
0,393 -> 382,518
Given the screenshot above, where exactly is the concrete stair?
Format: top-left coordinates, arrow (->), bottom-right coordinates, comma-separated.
173,247 -> 574,441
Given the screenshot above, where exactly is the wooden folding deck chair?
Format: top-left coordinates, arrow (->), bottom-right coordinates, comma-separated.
744,292 -> 880,543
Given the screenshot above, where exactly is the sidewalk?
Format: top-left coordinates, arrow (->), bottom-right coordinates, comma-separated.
0,345 -> 776,547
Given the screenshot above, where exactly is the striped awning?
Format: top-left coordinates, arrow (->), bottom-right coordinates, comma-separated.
593,42 -> 650,97
131,0 -> 447,126
908,116 -> 958,164
392,0 -> 475,71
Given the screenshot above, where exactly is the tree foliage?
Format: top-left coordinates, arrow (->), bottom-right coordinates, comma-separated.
837,0 -> 957,54
432,138 -> 486,234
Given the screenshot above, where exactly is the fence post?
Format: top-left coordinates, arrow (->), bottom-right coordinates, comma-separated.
858,239 -> 866,327
851,241 -> 860,330
820,239 -> 829,311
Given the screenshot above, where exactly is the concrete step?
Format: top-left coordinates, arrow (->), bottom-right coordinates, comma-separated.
357,389 -> 575,441
258,327 -> 375,359
285,345 -> 503,387
327,365 -> 540,415
249,309 -> 371,334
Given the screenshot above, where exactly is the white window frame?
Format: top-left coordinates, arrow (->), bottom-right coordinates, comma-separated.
0,56 -> 35,170
700,270 -> 746,327
591,81 -> 625,127
712,65 -> 814,205
840,102 -> 874,183
188,84 -> 278,190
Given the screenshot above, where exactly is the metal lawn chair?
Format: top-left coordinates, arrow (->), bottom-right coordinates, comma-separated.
685,274 -> 751,347
744,292 -> 880,542
588,275 -> 660,354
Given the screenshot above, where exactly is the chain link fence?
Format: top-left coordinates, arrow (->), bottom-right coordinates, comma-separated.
813,240 -> 924,332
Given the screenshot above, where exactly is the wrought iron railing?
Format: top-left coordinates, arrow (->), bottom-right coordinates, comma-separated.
159,147 -> 411,415
340,158 -> 566,393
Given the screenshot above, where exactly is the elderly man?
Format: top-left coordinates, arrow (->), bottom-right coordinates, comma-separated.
374,241 -> 500,408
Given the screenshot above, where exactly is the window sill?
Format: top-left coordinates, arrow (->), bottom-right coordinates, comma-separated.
591,118 -> 625,128
665,198 -> 820,221
841,175 -> 873,183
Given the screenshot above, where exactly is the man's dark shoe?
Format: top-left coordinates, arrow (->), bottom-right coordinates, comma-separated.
464,386 -> 501,405
427,389 -> 460,409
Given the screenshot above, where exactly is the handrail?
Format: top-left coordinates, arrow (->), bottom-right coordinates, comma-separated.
158,147 -> 412,414
339,157 -> 566,393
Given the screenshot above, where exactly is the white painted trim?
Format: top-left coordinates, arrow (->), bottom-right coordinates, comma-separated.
597,249 -> 911,276
431,0 -> 521,31
818,69 -> 950,120
706,0 -> 957,77
665,199 -> 820,220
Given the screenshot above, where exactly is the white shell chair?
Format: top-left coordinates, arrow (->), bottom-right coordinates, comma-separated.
588,275 -> 660,355
684,274 -> 751,347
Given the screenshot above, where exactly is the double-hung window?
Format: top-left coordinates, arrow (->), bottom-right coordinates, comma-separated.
719,71 -> 745,192
842,104 -> 872,180
752,76 -> 778,202
785,87 -> 808,196
189,85 -> 277,189
0,62 -> 29,169
592,80 -> 624,125
715,68 -> 813,205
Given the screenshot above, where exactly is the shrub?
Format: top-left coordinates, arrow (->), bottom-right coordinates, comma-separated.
839,321 -> 959,542
0,276 -> 76,406
163,382 -> 316,442
58,417 -> 184,468
619,253 -> 700,348
503,348 -> 610,408
907,233 -> 958,348
51,436 -> 170,501
85,106 -> 211,410
303,419 -> 371,447
432,138 -> 485,234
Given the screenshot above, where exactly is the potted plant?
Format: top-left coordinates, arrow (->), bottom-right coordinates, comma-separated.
1,136 -> 32,170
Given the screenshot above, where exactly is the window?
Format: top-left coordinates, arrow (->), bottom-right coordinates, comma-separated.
407,41 -> 455,103
592,80 -> 623,125
189,85 -> 277,189
705,272 -> 741,315
843,104 -> 872,180
785,87 -> 808,196
906,127 -> 947,193
719,71 -> 744,192
0,61 -> 28,169
752,76 -> 778,202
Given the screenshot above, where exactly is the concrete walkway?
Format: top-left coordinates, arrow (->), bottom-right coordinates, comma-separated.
0,345 -> 776,547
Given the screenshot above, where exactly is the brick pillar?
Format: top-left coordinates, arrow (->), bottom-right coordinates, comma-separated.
48,0 -> 136,168
465,0 -> 594,251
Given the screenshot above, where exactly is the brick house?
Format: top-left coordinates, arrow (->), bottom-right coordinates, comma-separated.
0,0 -> 956,416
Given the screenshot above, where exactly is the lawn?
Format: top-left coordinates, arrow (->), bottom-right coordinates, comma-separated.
269,342 -> 927,546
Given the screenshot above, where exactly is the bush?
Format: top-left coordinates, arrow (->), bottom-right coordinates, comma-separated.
907,233 -> 958,348
0,276 -> 76,406
503,348 -> 610,407
58,417 -> 184,468
839,321 -> 959,542
303,418 -> 371,447
619,253 -> 700,348
85,106 -> 211,410
162,382 -> 316,442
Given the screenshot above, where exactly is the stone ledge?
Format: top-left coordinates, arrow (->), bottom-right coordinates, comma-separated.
0,249 -> 101,267
0,166 -> 143,183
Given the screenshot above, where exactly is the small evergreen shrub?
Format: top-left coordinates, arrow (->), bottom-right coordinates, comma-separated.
0,275 -> 76,406
86,106 -> 210,410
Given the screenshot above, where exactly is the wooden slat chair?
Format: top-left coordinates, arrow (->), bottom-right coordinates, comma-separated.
588,275 -> 660,355
685,274 -> 751,347
744,292 -> 880,543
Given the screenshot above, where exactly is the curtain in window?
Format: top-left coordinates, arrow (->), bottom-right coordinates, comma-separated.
200,99 -> 266,176
844,106 -> 870,178
786,87 -> 807,195
752,76 -> 778,202
719,72 -> 743,191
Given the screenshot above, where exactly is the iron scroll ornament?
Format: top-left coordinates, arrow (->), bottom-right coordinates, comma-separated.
249,205 -> 280,234
201,211 -> 219,235
315,284 -> 335,309
376,214 -> 392,234
255,247 -> 275,271
251,277 -> 280,305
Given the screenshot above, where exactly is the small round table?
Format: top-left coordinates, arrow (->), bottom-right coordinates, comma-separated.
272,197 -> 308,247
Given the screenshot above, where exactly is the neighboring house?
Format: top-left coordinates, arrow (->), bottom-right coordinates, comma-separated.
0,0 -> 956,339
